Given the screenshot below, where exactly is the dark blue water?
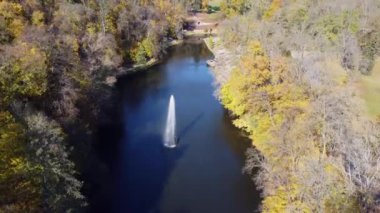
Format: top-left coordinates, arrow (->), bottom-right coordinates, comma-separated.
91,41 -> 260,213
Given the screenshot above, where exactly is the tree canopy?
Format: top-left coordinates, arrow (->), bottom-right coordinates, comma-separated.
211,0 -> 380,211
0,0 -> 186,211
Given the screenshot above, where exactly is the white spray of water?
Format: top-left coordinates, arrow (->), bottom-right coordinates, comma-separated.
164,95 -> 176,148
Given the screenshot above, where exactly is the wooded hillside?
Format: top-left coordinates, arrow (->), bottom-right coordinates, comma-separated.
209,0 -> 380,212
0,0 -> 188,211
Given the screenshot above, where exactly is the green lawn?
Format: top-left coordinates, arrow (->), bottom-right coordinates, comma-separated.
209,0 -> 222,7
359,58 -> 380,118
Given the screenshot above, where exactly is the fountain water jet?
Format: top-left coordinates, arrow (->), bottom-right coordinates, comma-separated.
164,95 -> 176,148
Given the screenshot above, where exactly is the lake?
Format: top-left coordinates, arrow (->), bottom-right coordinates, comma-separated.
90,39 -> 261,213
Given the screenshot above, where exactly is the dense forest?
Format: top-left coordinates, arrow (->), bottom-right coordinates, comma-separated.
209,0 -> 380,212
0,0 -> 203,211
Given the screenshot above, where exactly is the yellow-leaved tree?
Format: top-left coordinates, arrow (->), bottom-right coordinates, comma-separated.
220,41 -> 308,152
0,1 -> 25,41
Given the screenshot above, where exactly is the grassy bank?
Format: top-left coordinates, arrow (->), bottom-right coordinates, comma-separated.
358,58 -> 380,118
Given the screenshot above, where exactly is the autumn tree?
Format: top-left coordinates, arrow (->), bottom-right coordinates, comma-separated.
24,112 -> 86,211
215,0 -> 380,212
0,111 -> 41,212
0,42 -> 47,105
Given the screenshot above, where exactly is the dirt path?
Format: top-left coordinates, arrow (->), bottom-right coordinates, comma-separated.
184,12 -> 223,36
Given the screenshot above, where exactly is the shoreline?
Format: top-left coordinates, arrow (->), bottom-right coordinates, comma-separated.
117,39 -> 185,75
106,36 -> 208,86
105,12 -> 224,86
105,39 -> 184,86
203,36 -> 238,87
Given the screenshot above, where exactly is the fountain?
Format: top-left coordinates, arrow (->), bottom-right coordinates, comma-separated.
164,95 -> 176,148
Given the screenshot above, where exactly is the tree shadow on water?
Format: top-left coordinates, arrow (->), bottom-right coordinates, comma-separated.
178,112 -> 204,140
113,133 -> 189,213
